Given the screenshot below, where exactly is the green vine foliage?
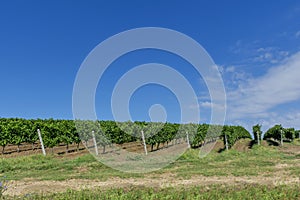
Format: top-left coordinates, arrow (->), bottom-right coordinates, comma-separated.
252,124 -> 262,142
0,118 -> 255,153
264,125 -> 297,141
222,125 -> 251,149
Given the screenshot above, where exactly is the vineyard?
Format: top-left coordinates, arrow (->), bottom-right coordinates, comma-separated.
0,118 -> 255,156
1,118 -> 299,157
1,118 -> 300,199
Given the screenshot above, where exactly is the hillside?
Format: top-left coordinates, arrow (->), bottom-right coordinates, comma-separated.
0,139 -> 299,199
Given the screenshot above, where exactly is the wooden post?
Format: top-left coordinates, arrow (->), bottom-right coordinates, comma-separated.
257,131 -> 260,145
141,130 -> 148,155
37,129 -> 46,156
92,131 -> 99,156
280,129 -> 283,146
186,131 -> 190,149
225,134 -> 229,151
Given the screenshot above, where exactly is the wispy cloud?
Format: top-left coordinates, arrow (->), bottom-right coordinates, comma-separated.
200,101 -> 212,108
253,47 -> 289,64
296,30 -> 300,38
255,47 -> 290,64
225,66 -> 235,73
192,50 -> 300,130
198,101 -> 225,110
189,100 -> 225,112
230,40 -> 291,66
259,111 -> 300,132
226,51 -> 300,129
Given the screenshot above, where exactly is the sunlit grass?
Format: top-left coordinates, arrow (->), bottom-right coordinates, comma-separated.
0,154 -> 142,181
4,185 -> 300,200
0,142 -> 298,181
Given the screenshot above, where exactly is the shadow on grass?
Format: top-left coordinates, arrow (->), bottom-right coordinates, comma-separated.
266,139 -> 280,146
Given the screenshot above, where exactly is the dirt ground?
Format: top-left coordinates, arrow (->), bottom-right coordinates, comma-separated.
0,143 -> 88,158
5,173 -> 300,196
0,140 -> 181,158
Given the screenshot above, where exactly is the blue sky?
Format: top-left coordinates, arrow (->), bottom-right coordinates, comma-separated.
1,0 -> 300,131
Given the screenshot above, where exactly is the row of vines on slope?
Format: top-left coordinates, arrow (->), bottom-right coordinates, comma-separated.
263,124 -> 300,145
0,118 -> 253,154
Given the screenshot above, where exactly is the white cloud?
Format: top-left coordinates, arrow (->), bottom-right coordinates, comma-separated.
260,111 -> 300,131
199,101 -> 226,112
225,66 -> 235,73
188,104 -> 200,109
252,47 -> 289,64
217,65 -> 224,74
279,51 -> 289,57
296,31 -> 300,38
200,101 -> 212,108
220,65 -> 252,88
227,51 -> 300,129
197,94 -> 210,101
253,52 -> 273,62
192,51 -> 300,130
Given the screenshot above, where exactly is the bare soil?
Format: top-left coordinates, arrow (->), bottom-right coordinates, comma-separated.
5,173 -> 300,196
232,138 -> 252,152
0,143 -> 87,158
0,139 -> 186,158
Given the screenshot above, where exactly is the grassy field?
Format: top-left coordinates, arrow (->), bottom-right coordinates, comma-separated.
0,139 -> 299,199
2,185 -> 300,200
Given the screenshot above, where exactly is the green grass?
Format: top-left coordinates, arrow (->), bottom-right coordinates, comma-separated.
292,138 -> 300,146
0,143 -> 298,181
3,185 -> 299,200
0,154 -> 142,181
162,145 -> 295,178
1,143 -> 299,199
